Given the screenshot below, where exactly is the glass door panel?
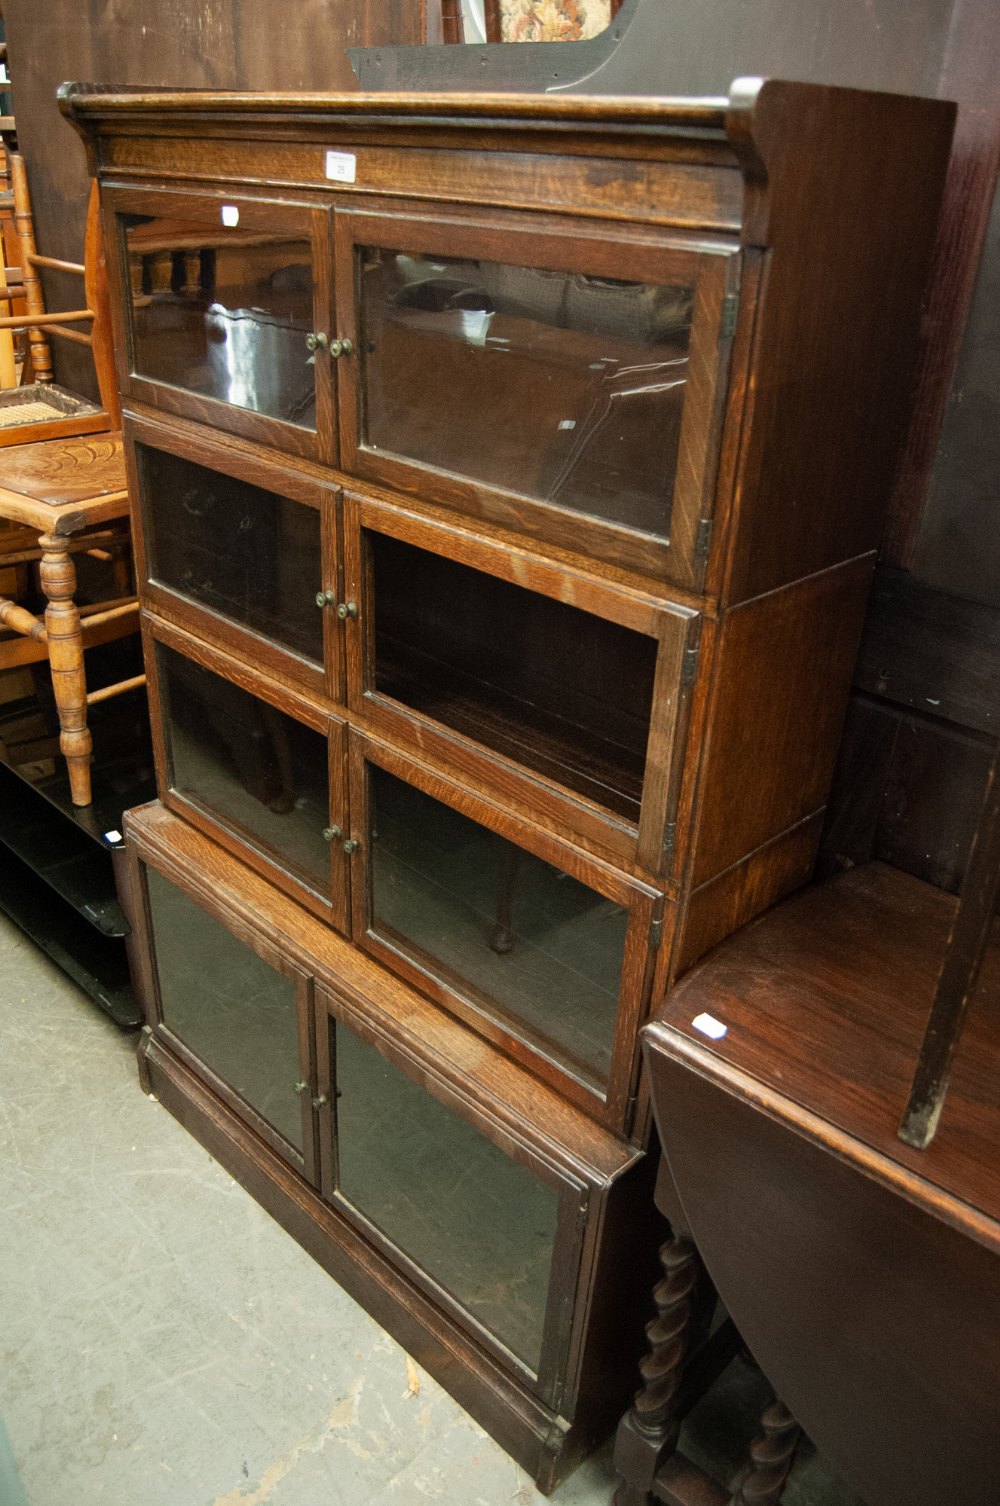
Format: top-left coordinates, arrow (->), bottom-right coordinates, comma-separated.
145,867 -> 306,1156
124,212 -> 318,428
358,248 -> 691,537
333,1022 -> 561,1372
366,763 -> 629,1092
155,642 -> 333,899
367,529 -> 656,824
136,442 -> 324,668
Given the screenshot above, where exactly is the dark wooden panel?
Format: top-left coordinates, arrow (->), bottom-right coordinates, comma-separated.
822,696 -> 995,895
822,565 -> 1000,891
650,1048 -> 1000,1506
877,716 -> 995,894
854,567 -> 1000,736
913,173 -> 1000,608
690,557 -> 874,887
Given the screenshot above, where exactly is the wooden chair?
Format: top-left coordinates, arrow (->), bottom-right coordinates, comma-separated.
0,151 -> 118,440
0,163 -> 140,808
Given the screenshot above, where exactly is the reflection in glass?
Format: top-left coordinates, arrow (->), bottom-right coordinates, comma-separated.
360,249 -> 692,537
146,867 -> 303,1150
371,532 -> 656,822
335,1024 -> 560,1369
124,214 -> 316,426
370,767 -> 627,1089
157,644 -> 331,892
138,444 -> 323,663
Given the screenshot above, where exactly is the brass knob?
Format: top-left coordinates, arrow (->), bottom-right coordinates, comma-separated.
322,825 -> 341,843
305,331 -> 328,353
315,589 -> 336,608
329,338 -> 353,359
342,839 -> 359,856
312,1093 -> 329,1110
336,600 -> 358,621
293,1081 -> 309,1095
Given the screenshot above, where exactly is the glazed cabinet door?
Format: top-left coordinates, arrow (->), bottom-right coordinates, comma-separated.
314,986 -> 588,1406
145,617 -> 350,930
105,186 -> 335,460
334,201 -> 739,588
346,731 -> 664,1131
342,491 -> 700,879
125,415 -> 341,702
138,860 -> 321,1185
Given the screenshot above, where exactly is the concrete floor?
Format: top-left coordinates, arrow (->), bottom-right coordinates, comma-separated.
0,912 -> 862,1506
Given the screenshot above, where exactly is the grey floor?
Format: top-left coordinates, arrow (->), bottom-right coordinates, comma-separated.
0,912 -> 861,1506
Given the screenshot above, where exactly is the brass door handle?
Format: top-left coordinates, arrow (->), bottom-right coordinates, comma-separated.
322,825 -> 341,843
329,338 -> 353,358
305,331 -> 328,353
336,600 -> 358,621
342,839 -> 360,856
312,1093 -> 329,1110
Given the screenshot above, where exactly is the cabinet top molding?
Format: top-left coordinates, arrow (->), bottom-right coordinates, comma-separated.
57,78 -> 955,253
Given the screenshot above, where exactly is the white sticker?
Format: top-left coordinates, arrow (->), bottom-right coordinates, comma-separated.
325,150 -> 357,184
558,420 -> 577,431
104,829 -> 123,845
220,204 -> 240,227
692,1012 -> 728,1040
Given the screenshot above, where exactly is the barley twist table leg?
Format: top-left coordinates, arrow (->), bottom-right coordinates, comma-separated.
38,532 -> 93,806
612,1230 -> 701,1506
730,1400 -> 801,1506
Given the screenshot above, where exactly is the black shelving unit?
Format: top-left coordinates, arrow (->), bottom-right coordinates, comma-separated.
0,651 -> 155,1028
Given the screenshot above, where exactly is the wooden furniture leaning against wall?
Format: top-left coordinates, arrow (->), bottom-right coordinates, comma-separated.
61,79 -> 953,1489
0,163 -> 136,808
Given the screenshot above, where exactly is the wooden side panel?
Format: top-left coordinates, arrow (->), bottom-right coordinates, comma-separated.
673,813 -> 822,980
722,82 -> 954,602
687,555 -> 874,889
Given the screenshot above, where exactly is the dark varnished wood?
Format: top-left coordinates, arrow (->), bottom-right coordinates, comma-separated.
853,565 -> 1000,737
60,80 -> 962,1490
69,83 -> 956,1133
643,860 -> 1000,1506
685,557 -> 875,889
657,862 -> 1000,1212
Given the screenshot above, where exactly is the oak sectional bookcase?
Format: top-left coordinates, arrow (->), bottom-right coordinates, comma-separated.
61,78 -> 953,1490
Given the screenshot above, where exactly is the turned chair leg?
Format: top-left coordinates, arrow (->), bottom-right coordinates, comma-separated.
491,843 -> 523,954
730,1399 -> 802,1506
38,531 -> 93,806
612,1230 -> 701,1506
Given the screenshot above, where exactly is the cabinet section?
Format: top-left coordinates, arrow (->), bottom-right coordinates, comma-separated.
317,993 -> 583,1397
348,732 -> 663,1129
106,187 -> 334,459
123,799 -> 655,1480
141,863 -> 319,1184
126,416 -> 340,700
145,617 -> 349,929
344,493 -> 700,875
334,204 -> 738,585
